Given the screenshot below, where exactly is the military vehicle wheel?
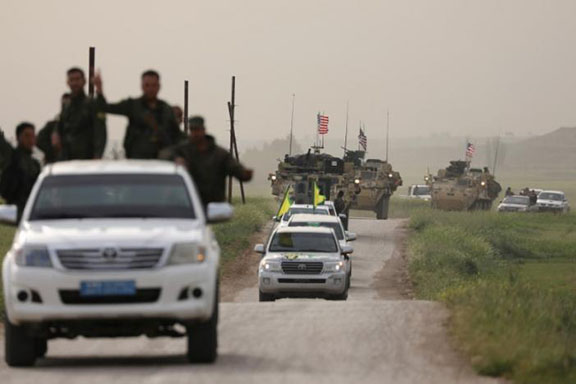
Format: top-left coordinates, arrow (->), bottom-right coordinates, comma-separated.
376,196 -> 390,220
4,316 -> 37,367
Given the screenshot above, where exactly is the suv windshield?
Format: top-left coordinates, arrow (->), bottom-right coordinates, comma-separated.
539,193 -> 564,201
29,174 -> 195,220
269,232 -> 338,253
289,221 -> 344,240
504,196 -> 529,205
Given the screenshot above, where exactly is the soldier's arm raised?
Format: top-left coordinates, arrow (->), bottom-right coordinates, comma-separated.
94,71 -> 131,116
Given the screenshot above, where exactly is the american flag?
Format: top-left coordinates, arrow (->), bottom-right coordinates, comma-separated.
466,142 -> 475,158
317,114 -> 329,135
358,128 -> 367,151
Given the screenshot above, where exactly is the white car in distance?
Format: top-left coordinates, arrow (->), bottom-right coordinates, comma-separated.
2,160 -> 232,366
536,190 -> 570,214
255,226 -> 352,302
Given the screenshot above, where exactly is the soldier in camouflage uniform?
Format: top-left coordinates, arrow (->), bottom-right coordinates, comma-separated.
0,123 -> 41,222
94,70 -> 183,159
172,116 -> 253,207
55,68 -> 107,160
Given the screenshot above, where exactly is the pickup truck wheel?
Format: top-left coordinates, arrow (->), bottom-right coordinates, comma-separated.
186,284 -> 219,364
35,338 -> 48,358
4,317 -> 37,367
259,291 -> 275,302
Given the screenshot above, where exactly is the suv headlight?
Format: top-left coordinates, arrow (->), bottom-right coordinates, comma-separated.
14,246 -> 53,268
169,243 -> 207,265
260,260 -> 281,272
324,261 -> 345,273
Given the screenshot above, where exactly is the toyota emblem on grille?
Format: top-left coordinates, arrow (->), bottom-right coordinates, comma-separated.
298,264 -> 307,271
101,248 -> 118,260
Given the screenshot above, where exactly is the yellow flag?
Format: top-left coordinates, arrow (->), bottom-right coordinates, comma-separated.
277,185 -> 293,217
313,181 -> 326,207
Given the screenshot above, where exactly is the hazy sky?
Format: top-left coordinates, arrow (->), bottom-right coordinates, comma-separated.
2,0 -> 576,149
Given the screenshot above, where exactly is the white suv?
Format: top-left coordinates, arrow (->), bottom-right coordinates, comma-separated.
2,160 -> 232,366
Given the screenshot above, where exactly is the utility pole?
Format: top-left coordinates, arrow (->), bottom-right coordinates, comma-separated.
88,47 -> 95,98
227,76 -> 246,204
184,80 -> 189,134
289,94 -> 295,156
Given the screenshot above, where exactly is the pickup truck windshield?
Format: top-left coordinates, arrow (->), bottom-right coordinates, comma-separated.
269,232 -> 338,253
29,174 -> 195,220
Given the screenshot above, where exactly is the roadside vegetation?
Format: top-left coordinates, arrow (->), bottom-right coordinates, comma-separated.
407,206 -> 576,383
212,197 -> 275,264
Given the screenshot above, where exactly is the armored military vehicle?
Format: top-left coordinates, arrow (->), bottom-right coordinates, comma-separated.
338,150 -> 403,220
268,148 -> 345,204
430,160 -> 502,211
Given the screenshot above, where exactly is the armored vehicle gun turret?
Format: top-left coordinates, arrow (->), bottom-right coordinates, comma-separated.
430,160 -> 502,211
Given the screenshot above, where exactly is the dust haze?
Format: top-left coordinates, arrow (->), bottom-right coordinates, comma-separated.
1,0 -> 575,196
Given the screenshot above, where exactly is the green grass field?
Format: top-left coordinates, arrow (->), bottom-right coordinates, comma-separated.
407,205 -> 576,383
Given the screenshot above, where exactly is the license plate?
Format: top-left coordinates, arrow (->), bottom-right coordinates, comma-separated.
80,281 -> 136,297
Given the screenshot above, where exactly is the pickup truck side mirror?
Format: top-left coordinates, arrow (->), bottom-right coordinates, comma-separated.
0,205 -> 18,225
341,245 -> 353,255
254,244 -> 265,254
345,231 -> 357,242
206,203 -> 234,223
273,215 -> 281,222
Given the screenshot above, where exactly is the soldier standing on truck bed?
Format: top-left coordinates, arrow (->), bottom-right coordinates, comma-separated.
37,93 -> 71,164
171,116 -> 253,207
0,123 -> 41,222
94,70 -> 183,159
54,68 -> 107,160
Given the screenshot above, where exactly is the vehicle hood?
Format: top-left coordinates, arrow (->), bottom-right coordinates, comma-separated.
15,219 -> 204,248
264,252 -> 341,262
498,203 -> 527,209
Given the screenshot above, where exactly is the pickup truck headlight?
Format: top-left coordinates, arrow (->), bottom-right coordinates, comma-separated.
260,260 -> 281,272
169,243 -> 207,265
15,246 -> 53,268
324,261 -> 345,273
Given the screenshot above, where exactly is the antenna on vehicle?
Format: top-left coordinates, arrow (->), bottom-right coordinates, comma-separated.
289,94 -> 295,156
492,136 -> 501,177
385,110 -> 390,162
343,101 -> 349,156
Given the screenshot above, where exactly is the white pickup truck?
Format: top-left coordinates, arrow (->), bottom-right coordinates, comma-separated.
2,160 -> 232,366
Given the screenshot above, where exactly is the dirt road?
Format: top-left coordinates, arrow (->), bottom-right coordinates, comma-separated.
1,218 -> 503,384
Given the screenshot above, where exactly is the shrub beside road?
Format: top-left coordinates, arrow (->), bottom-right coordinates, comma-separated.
408,208 -> 576,383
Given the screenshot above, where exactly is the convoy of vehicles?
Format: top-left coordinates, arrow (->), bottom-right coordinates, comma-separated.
268,149 -> 402,220
2,161 -> 232,366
